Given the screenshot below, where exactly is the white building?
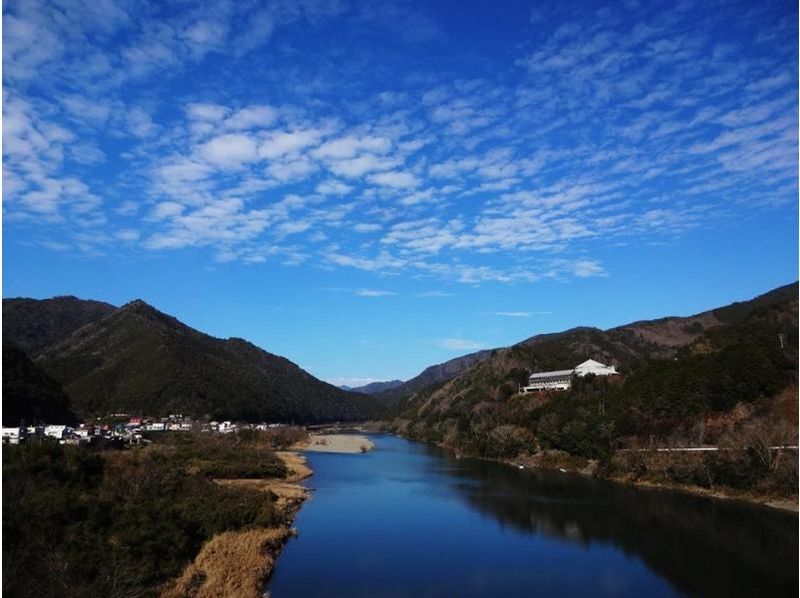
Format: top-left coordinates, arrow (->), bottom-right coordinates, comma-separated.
573,359 -> 618,377
523,369 -> 574,391
2,427 -> 26,445
521,359 -> 618,393
45,425 -> 71,440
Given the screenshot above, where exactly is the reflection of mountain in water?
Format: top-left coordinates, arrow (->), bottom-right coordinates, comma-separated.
427,446 -> 798,598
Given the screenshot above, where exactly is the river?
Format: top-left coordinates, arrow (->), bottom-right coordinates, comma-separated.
267,434 -> 797,597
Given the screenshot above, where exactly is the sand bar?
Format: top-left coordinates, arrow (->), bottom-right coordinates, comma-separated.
301,434 -> 375,453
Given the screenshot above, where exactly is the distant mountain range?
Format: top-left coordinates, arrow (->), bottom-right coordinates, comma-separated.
340,351 -> 494,405
342,380 -> 404,394
3,297 -> 381,423
372,350 -> 493,406
4,283 -> 796,433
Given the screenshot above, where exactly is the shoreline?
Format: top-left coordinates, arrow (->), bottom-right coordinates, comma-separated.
161,450 -> 313,598
399,432 -> 799,514
505,454 -> 799,513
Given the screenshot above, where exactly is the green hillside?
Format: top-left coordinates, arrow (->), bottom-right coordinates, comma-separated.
4,298 -> 381,423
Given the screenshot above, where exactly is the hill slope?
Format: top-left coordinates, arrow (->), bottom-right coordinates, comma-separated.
2,341 -> 76,426
4,298 -> 380,422
390,283 -> 798,459
2,296 -> 116,355
376,350 -> 493,406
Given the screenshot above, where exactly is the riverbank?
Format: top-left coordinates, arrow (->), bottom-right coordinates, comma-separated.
490,451 -> 798,513
503,449 -> 799,513
161,451 -> 312,598
386,429 -> 799,514
299,433 -> 376,453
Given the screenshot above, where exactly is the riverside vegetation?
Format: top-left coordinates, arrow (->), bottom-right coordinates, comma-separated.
2,427 -> 310,598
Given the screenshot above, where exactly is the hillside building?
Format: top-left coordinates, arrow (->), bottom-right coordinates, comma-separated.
524,369 -> 574,391
520,359 -> 618,393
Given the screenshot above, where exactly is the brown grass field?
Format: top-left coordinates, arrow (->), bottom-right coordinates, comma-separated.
161,451 -> 312,598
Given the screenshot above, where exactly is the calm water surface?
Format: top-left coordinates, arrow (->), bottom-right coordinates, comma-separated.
267,434 -> 797,597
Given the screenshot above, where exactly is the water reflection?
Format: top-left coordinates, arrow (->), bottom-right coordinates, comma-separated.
268,435 -> 797,598
426,444 -> 798,598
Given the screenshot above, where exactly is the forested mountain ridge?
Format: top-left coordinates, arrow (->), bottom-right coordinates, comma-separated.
389,283 -> 798,467
3,297 -> 380,422
2,296 -> 116,355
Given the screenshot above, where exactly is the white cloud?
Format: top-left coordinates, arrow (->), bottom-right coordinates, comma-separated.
277,220 -> 311,235
259,129 -> 323,158
327,154 -> 400,178
312,135 -> 391,160
60,95 -> 111,123
439,338 -> 485,351
316,179 -> 353,195
496,311 -> 531,317
570,259 -> 607,278
183,20 -> 228,53
353,223 -> 382,233
354,288 -> 396,297
199,133 -> 259,169
327,250 -> 405,272
127,107 -> 158,138
368,170 -> 420,188
116,229 -> 141,241
151,201 -> 185,220
223,105 -> 277,131
186,103 -> 229,122
266,155 -> 316,182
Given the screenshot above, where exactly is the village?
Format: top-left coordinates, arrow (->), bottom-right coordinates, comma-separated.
1,414 -> 289,446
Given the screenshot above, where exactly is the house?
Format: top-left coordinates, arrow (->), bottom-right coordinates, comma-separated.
45,425 -> 71,440
521,359 -> 618,393
2,427 -> 27,445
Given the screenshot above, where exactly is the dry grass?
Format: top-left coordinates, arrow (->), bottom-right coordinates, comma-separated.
275,451 -> 313,482
161,527 -> 290,598
161,451 -> 312,598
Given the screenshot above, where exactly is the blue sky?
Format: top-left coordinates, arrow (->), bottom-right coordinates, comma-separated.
3,0 -> 798,386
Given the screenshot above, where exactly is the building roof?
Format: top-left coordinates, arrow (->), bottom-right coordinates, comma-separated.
529,369 -> 574,379
574,359 -> 608,369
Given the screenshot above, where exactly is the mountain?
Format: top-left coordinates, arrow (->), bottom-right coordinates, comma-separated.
346,380 -> 404,394
390,283 -> 798,458
2,296 -> 116,355
375,350 -> 493,406
3,297 -> 381,423
2,341 -> 76,427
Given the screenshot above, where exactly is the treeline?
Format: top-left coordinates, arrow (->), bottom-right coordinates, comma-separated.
2,430 -> 303,598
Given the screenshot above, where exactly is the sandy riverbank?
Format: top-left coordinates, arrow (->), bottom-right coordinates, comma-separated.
161,451 -> 312,598
300,433 -> 376,453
